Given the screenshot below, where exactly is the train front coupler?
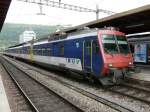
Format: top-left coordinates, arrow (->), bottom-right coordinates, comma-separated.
109,68 -> 125,84
99,68 -> 125,86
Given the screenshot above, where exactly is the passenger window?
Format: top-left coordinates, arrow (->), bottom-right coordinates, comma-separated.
93,41 -> 99,54
86,41 -> 91,55
47,48 -> 52,56
37,49 -> 39,55
60,44 -> 64,56
34,49 -> 38,55
33,49 -> 35,55
42,49 -> 45,56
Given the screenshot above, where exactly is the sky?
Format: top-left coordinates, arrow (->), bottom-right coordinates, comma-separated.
5,0 -> 150,26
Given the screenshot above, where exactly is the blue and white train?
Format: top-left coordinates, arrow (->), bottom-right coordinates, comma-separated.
4,27 -> 134,85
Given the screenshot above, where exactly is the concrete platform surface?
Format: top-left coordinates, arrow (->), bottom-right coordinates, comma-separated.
127,68 -> 150,82
0,73 -> 11,112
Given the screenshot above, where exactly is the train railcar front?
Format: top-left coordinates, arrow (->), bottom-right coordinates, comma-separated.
98,28 -> 134,85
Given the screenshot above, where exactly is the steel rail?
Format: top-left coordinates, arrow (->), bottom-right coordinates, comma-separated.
108,84 -> 150,104
1,57 -> 84,112
4,56 -> 134,112
57,81 -> 133,112
1,60 -> 39,112
121,82 -> 150,93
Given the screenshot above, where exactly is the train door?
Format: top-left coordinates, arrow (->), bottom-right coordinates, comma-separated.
29,42 -> 34,61
83,40 -> 93,73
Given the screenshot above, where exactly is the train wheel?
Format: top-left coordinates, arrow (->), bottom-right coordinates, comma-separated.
86,73 -> 95,84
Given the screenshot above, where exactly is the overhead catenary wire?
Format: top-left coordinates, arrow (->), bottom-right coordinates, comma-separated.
17,0 -> 116,19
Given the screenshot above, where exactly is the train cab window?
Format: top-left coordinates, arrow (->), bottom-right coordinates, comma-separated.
102,34 -> 118,54
116,35 -> 130,54
93,41 -> 99,54
60,44 -> 64,56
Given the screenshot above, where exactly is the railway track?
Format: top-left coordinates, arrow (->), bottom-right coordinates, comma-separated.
0,63 -> 34,112
1,58 -> 84,112
2,56 -> 134,112
108,83 -> 150,104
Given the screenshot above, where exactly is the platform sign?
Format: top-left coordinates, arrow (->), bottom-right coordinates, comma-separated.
134,43 -> 147,63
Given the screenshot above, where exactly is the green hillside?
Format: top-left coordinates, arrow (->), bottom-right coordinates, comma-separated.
0,23 -> 59,49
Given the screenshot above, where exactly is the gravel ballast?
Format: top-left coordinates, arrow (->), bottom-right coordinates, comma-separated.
4,56 -> 150,112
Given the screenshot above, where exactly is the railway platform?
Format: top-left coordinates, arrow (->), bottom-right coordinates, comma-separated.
0,68 -> 11,112
126,67 -> 150,82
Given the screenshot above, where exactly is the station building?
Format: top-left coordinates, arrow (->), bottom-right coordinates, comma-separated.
19,30 -> 36,43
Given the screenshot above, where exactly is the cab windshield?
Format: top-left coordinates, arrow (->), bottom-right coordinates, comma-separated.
102,34 -> 130,54
116,35 -> 130,54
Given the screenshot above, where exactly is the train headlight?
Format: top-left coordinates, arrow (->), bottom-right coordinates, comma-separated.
129,62 -> 132,65
109,63 -> 113,67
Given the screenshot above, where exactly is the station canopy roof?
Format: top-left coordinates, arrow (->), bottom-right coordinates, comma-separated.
0,1 -> 149,35
59,4 -> 150,35
0,0 -> 11,31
